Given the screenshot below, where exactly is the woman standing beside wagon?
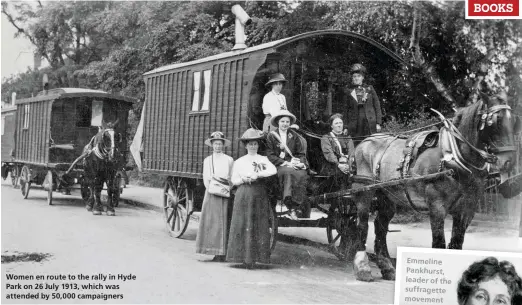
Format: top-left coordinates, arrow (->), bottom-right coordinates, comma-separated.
196,131 -> 234,262
226,128 -> 277,268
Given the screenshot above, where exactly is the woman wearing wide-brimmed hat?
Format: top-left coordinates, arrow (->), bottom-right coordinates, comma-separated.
196,131 -> 234,262
262,73 -> 289,133
226,128 -> 277,268
265,109 -> 310,220
342,63 -> 382,145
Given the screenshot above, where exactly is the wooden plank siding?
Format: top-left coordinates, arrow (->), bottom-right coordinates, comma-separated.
142,52 -> 268,179
14,100 -> 51,165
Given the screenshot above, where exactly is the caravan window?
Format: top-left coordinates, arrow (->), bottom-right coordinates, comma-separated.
23,104 -> 30,129
191,70 -> 212,112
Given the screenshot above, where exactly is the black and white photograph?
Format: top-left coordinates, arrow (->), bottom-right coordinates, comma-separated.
1,0 -> 521,304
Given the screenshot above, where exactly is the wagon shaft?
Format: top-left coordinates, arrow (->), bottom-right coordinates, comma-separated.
310,170 -> 454,201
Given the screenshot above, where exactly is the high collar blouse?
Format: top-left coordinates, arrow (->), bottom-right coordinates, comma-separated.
202,152 -> 234,189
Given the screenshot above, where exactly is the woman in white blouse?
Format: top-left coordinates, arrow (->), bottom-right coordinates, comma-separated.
226,128 -> 277,268
195,131 -> 234,262
262,73 -> 288,133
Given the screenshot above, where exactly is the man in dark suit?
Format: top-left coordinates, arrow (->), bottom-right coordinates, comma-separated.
342,64 -> 383,145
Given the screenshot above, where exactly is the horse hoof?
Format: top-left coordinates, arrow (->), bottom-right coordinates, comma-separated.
86,206 -> 93,212
106,210 -> 115,216
376,256 -> 396,281
381,269 -> 396,281
355,270 -> 374,282
92,210 -> 102,215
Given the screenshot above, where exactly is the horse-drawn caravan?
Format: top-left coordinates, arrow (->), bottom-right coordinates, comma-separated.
137,23 -> 519,281
138,30 -> 403,248
7,88 -> 133,211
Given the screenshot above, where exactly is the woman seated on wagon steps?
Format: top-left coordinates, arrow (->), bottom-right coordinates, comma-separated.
319,113 -> 355,188
266,110 -> 310,220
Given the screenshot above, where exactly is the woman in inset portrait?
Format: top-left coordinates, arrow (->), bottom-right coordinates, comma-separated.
457,256 -> 522,305
195,131 -> 234,262
226,128 -> 277,269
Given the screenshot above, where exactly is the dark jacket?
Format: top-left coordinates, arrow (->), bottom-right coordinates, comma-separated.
266,129 -> 308,168
319,133 -> 355,176
342,85 -> 382,136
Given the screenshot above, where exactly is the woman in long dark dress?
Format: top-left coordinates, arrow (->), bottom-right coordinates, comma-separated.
342,63 -> 383,145
196,131 -> 234,262
226,128 -> 277,268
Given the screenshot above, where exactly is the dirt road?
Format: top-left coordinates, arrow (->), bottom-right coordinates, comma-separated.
1,183 -> 394,304
2,179 -> 520,304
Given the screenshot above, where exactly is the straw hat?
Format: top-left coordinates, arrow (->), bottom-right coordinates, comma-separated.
265,73 -> 288,87
270,109 -> 297,127
239,128 -> 265,143
350,63 -> 367,75
204,131 -> 231,147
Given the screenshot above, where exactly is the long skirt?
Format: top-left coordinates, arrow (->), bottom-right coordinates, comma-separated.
355,105 -> 371,146
195,190 -> 229,256
277,166 -> 309,206
226,183 -> 271,264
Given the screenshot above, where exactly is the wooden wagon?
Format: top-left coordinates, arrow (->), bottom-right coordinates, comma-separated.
10,88 -> 133,205
137,29 -> 407,256
1,105 -> 18,186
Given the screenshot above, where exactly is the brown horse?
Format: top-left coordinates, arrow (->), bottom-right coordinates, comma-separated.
350,93 -> 518,282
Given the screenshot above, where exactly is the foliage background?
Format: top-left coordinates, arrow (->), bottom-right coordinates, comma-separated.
2,1 -> 521,186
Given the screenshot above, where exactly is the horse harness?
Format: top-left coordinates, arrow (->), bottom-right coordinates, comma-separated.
367,102 -> 513,212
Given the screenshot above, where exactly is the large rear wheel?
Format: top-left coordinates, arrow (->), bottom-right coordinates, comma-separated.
326,198 -> 358,261
163,177 -> 192,238
19,166 -> 31,199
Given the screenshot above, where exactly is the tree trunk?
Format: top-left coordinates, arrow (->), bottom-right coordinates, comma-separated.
409,4 -> 455,107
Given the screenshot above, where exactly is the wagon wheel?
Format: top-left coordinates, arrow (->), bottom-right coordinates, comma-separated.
19,166 -> 31,199
43,170 -> 54,205
268,205 -> 278,251
163,177 -> 191,238
326,198 -> 358,261
11,166 -> 19,188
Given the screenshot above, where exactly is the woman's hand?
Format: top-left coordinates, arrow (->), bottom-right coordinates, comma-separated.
376,124 -> 382,132
338,163 -> 350,174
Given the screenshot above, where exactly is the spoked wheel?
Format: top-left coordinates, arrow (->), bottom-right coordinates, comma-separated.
19,166 -> 31,199
43,170 -> 54,205
11,166 -> 19,188
326,197 -> 358,261
268,205 -> 278,251
163,177 -> 192,238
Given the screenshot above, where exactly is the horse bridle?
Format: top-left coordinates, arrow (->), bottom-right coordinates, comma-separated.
478,104 -> 517,154
92,128 -> 116,160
